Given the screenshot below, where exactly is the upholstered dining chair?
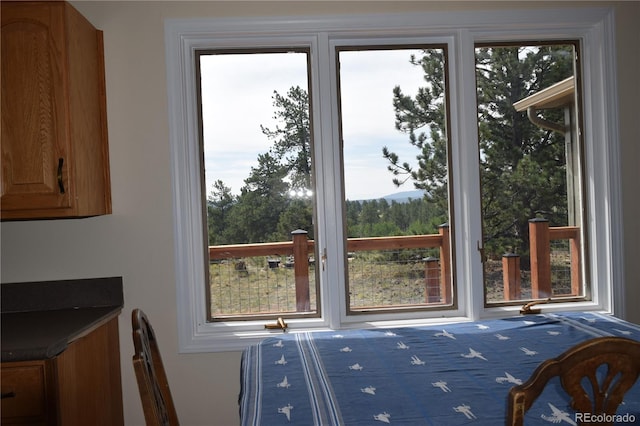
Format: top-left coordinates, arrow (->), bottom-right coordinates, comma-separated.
506,336 -> 640,426
132,309 -> 180,426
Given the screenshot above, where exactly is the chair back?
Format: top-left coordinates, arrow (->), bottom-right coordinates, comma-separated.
132,309 -> 180,426
507,336 -> 640,426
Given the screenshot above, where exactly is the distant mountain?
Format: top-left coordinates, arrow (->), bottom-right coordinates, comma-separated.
380,190 -> 426,202
350,190 -> 426,203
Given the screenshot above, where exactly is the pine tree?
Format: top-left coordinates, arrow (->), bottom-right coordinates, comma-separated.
388,44 -> 575,260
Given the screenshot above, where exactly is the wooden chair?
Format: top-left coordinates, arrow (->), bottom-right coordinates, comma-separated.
506,336 -> 640,426
132,309 -> 180,426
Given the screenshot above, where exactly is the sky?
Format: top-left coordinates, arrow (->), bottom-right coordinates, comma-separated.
199,48 -> 432,201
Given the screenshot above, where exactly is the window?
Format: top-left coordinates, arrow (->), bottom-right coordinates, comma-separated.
474,42 -> 586,305
197,49 -> 319,320
337,46 -> 454,314
166,7 -> 622,352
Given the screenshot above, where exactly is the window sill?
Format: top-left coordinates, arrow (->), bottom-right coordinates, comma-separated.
181,302 -> 610,353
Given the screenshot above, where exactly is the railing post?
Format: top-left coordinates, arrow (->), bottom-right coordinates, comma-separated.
438,224 -> 451,304
502,253 -> 521,300
529,218 -> 551,298
291,229 -> 310,312
423,257 -> 440,303
570,233 -> 580,296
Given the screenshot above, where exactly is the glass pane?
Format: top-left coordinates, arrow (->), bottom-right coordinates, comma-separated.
198,50 -> 319,320
338,47 -> 453,314
475,43 -> 586,304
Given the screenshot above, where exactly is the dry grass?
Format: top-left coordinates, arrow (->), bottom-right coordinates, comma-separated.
209,258 -> 316,317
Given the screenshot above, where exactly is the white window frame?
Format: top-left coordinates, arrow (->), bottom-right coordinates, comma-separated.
165,7 -> 622,353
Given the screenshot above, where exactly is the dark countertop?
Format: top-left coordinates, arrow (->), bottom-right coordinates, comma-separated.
1,306 -> 121,362
1,277 -> 123,362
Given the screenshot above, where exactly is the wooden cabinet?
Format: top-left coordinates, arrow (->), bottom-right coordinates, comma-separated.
1,1 -> 111,220
0,361 -> 56,425
1,317 -> 124,426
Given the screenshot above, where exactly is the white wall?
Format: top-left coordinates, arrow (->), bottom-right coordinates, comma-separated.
1,2 -> 638,425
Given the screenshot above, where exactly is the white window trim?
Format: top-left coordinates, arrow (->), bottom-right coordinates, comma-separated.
165,7 -> 622,353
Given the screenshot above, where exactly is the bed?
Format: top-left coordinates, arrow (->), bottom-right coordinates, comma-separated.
239,311 -> 640,425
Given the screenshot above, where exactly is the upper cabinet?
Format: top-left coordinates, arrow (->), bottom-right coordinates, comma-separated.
1,1 -> 111,220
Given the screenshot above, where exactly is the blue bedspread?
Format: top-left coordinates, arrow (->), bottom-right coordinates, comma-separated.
240,312 -> 640,425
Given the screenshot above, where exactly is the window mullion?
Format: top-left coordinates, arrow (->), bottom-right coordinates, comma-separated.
449,30 -> 485,320
313,32 -> 345,329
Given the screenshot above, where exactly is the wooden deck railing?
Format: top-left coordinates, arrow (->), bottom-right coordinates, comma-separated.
209,219 -> 579,311
210,225 -> 450,311
502,219 -> 580,300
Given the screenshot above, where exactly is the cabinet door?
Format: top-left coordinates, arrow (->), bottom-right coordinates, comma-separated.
1,361 -> 56,425
1,3 -> 73,212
